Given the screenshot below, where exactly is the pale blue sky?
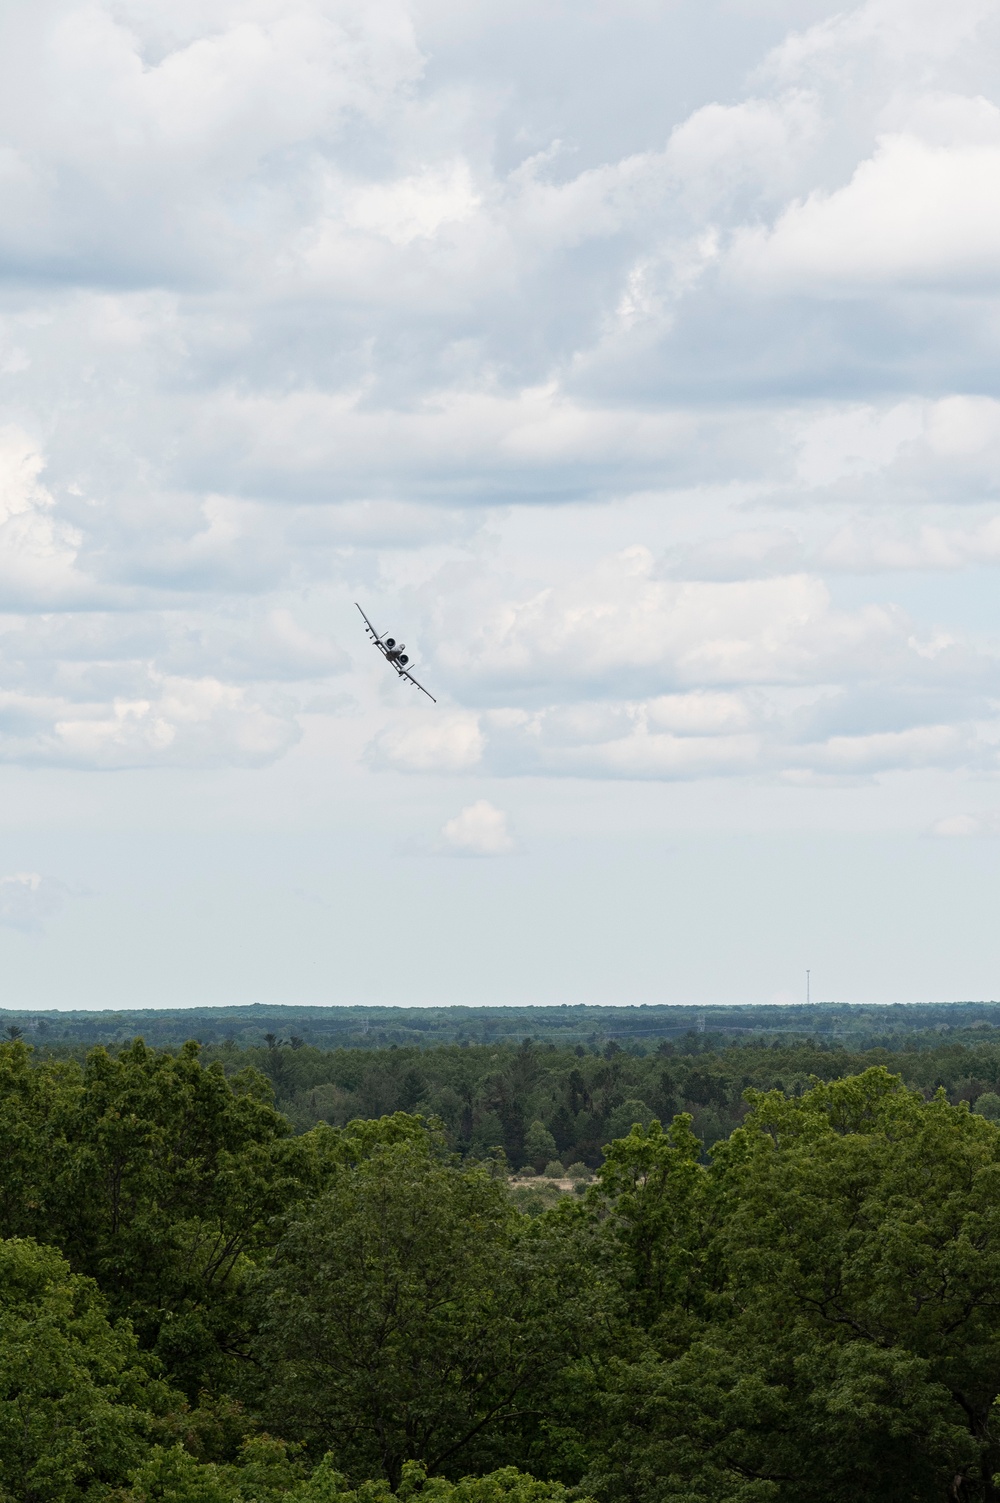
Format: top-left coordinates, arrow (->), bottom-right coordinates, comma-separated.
1,0 -> 999,1006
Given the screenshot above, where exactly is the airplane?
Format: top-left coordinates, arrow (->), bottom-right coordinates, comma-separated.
355,603 -> 437,703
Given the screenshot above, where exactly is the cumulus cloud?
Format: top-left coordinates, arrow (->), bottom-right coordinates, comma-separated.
0,873 -> 67,931
429,546 -> 974,700
0,674 -> 298,769
369,713 -> 484,774
366,535 -> 1000,782
374,697 -> 992,784
729,133 -> 1000,291
1,0 -> 1000,794
440,800 -> 515,856
764,0 -> 992,84
0,420 -> 349,769
0,428 -> 86,606
0,599 -> 348,768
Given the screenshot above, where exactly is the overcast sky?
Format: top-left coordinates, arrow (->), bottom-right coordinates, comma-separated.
1,0 -> 1000,1008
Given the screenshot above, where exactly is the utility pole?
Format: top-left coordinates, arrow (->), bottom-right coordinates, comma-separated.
806,969 -> 811,1005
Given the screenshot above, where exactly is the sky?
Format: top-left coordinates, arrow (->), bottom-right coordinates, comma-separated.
1,0 -> 1000,1008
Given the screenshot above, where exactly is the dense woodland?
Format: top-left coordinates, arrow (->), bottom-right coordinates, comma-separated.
4,1020 -> 1000,1500
9,999 -> 1000,1051
222,1031 -> 1000,1163
16,1017 -> 1000,1166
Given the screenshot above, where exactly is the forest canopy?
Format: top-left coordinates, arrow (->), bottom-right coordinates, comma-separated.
8,999 -> 1000,1052
2,1030 -> 1000,1501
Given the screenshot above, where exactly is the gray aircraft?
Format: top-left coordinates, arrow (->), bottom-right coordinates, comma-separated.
355,603 -> 437,703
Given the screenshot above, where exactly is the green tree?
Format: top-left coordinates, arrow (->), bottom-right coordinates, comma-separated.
125,1453 -> 591,1503
44,1040 -> 313,1396
975,1092 -> 1000,1122
590,1115 -> 709,1329
290,1461 -> 591,1503
523,1122 -> 557,1172
604,1100 -> 654,1142
0,1042 -> 80,1246
0,1237 -> 162,1502
124,1444 -> 240,1503
588,1070 -> 1000,1503
252,1134 -> 596,1485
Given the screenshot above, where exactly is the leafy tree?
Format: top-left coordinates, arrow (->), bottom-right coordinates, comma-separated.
975,1092 -> 1000,1121
468,1108 -> 504,1156
524,1122 -> 557,1171
0,1039 -> 319,1396
123,1444 -> 240,1503
589,1070 -> 1000,1502
308,1461 -> 590,1503
590,1115 -> 709,1329
251,1134 -> 599,1485
0,1042 -> 79,1245
17,1023 -> 1000,1501
604,1101 -> 654,1142
398,1070 -> 428,1113
0,1237 -> 163,1502
57,1040 -> 313,1395
124,1454 -> 589,1503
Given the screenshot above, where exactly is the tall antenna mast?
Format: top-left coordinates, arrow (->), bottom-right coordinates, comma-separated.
806,969 -> 811,1005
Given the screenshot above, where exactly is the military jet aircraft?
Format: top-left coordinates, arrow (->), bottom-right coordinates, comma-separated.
355,603 -> 437,702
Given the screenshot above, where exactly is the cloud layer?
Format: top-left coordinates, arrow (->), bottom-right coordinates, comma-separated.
2,0 -> 1000,796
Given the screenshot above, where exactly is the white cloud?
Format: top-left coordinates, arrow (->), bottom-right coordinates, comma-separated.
765,0 -> 993,81
0,428 -> 85,605
0,872 -> 67,931
369,713 -> 484,773
431,545 -> 961,698
730,134 -> 1000,290
371,687 -> 993,783
662,511 -> 1000,580
665,91 -> 823,210
440,800 -> 514,855
930,811 -> 1000,837
7,674 -> 300,769
163,610 -> 348,682
367,653 -> 997,781
1,0 -> 1000,799
0,600 -> 347,768
345,161 -> 481,245
817,516 -> 1000,572
489,696 -> 986,782
0,0 -> 424,278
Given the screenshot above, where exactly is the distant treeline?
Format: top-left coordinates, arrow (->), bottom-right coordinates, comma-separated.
228,1035 -> 1000,1164
20,1028 -> 1000,1168
5,998 -> 1000,1053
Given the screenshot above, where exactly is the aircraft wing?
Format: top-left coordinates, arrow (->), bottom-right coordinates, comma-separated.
398,666 -> 437,703
355,602 -> 387,652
